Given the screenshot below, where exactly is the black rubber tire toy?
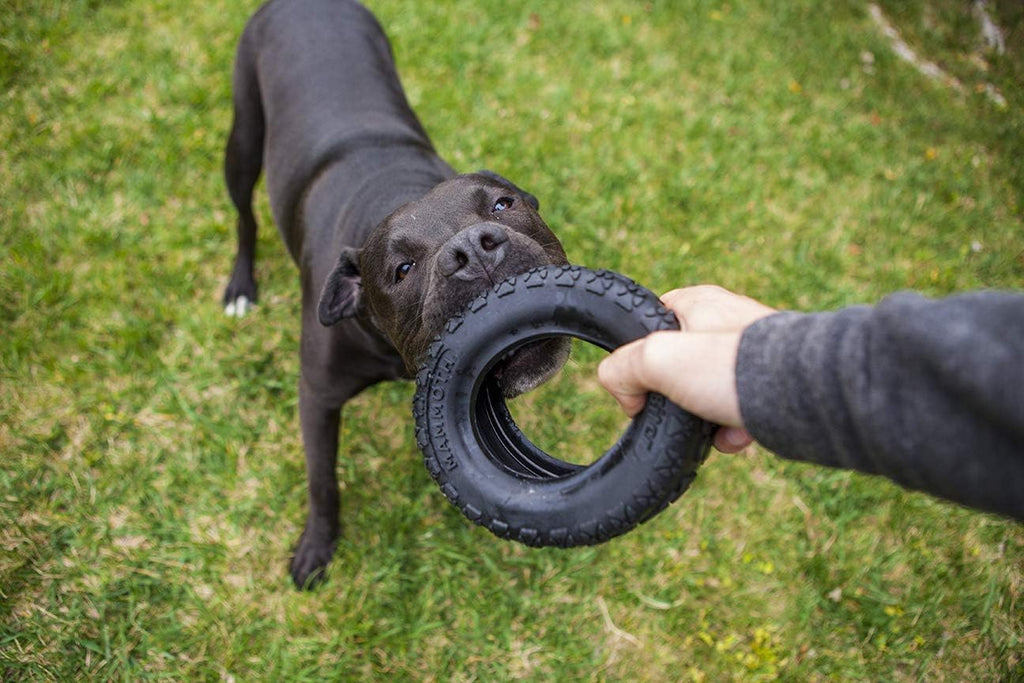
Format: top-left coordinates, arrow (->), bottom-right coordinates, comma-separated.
413,265 -> 713,547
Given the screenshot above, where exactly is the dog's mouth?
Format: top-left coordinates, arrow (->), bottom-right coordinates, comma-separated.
490,336 -> 571,399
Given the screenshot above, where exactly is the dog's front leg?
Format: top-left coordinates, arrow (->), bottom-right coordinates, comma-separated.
290,377 -> 345,590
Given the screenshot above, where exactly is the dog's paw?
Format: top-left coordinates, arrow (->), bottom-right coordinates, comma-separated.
223,270 -> 258,317
224,294 -> 254,317
289,530 -> 337,590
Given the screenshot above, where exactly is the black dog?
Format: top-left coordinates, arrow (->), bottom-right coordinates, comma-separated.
223,0 -> 570,588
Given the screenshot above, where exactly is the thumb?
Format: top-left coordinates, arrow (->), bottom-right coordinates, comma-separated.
597,338 -> 650,418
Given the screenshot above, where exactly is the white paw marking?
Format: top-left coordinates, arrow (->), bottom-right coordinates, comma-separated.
225,295 -> 251,318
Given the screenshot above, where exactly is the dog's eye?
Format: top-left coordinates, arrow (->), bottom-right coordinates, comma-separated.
492,197 -> 514,213
395,261 -> 415,282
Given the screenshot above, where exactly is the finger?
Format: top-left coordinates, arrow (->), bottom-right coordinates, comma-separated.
713,426 -> 754,453
660,285 -> 735,331
660,286 -> 775,334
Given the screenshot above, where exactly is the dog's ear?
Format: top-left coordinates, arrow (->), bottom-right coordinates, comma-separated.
476,169 -> 540,211
318,247 -> 362,326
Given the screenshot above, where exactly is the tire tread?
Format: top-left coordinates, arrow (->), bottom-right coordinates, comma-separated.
413,266 -> 712,548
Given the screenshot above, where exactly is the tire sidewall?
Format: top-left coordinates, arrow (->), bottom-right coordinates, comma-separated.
415,266 -> 712,546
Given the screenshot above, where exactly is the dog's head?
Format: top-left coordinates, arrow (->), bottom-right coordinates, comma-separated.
318,171 -> 570,397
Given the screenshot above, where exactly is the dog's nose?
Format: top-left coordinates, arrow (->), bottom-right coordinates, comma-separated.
438,223 -> 509,280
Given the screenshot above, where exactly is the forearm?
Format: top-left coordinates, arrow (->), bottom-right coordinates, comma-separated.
736,292 -> 1024,520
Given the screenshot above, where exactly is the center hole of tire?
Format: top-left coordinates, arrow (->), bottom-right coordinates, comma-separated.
503,338 -> 631,467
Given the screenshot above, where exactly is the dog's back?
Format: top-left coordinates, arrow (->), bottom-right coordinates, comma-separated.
232,0 -> 439,243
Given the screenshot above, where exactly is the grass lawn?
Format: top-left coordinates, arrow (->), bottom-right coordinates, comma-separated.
2,0 -> 1022,679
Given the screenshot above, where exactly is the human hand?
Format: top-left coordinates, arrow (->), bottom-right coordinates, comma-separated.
597,285 -> 775,453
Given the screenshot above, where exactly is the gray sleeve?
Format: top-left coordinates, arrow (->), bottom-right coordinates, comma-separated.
735,291 -> 1024,521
